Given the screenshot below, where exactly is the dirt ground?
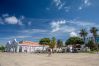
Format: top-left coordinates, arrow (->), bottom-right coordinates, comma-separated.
0,53 -> 99,66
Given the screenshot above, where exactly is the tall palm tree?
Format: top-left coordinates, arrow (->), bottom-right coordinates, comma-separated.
79,29 -> 88,45
57,39 -> 63,48
90,27 -> 98,44
50,37 -> 56,52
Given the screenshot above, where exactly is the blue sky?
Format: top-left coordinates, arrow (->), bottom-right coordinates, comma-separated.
0,0 -> 99,44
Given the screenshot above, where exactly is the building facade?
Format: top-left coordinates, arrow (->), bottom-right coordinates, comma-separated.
5,39 -> 49,53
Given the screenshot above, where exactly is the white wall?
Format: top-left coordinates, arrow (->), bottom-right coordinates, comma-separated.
17,45 -> 49,53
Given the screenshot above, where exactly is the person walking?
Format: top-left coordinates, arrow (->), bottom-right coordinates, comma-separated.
48,48 -> 52,56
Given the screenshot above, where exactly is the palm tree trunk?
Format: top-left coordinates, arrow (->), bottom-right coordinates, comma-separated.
93,36 -> 96,44
94,36 -> 99,52
83,36 -> 86,46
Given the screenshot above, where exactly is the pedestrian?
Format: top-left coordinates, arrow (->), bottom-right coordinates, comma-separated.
48,48 -> 52,56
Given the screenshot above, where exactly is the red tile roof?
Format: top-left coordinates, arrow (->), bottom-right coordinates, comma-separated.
19,41 -> 40,46
19,41 -> 49,47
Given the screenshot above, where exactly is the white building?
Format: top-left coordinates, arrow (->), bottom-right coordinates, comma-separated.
5,39 -> 49,53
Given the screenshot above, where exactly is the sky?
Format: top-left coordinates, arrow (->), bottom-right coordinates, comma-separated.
0,0 -> 99,44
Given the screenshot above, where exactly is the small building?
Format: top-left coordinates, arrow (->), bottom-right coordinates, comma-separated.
5,39 -> 49,53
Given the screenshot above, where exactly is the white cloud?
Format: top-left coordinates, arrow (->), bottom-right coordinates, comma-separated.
18,21 -> 24,26
53,0 -> 61,7
78,0 -> 91,10
64,7 -> 71,12
50,19 -> 99,34
84,0 -> 91,6
3,16 -> 24,25
52,0 -> 92,11
0,29 -> 48,40
46,8 -> 50,10
20,16 -> 25,20
28,21 -> 32,26
5,16 -> 19,24
0,35 -> 31,40
61,26 -> 76,33
51,20 -> 66,32
84,0 -> 89,4
51,20 -> 92,33
78,6 -> 83,10
0,14 -> 25,25
53,0 -> 65,10
70,32 -> 78,37
72,20 -> 97,26
65,20 -> 98,27
49,23 -> 77,39
58,3 -> 65,10
32,29 -> 48,33
20,29 -> 48,34
15,36 -> 31,39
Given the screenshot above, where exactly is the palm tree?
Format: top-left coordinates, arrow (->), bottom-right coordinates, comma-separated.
79,29 -> 88,45
50,37 -> 56,51
57,39 -> 63,48
90,27 -> 98,44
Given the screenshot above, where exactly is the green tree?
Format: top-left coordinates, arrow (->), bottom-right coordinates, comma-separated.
0,45 -> 5,52
90,27 -> 98,51
90,27 -> 98,44
50,37 -> 56,50
57,39 -> 63,48
39,38 -> 50,51
79,29 -> 88,44
65,37 -> 84,46
86,40 -> 97,51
